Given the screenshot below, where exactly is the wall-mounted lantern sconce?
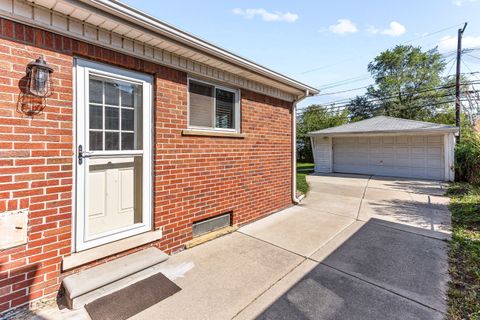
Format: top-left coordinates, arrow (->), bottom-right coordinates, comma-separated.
18,56 -> 54,116
26,56 -> 53,97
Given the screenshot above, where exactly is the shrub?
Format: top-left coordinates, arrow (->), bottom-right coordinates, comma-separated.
455,131 -> 480,184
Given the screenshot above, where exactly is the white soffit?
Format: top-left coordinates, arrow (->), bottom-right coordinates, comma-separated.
0,0 -> 318,101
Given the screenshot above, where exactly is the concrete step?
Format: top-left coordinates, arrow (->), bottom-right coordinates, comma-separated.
62,247 -> 169,309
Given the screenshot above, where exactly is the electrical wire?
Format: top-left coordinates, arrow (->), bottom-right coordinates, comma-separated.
319,81 -> 480,107
296,80 -> 480,117
300,23 -> 465,75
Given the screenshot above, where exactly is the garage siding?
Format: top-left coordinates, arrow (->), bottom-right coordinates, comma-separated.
311,136 -> 332,173
332,135 -> 444,180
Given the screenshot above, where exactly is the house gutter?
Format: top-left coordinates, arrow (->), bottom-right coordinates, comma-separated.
292,90 -> 311,204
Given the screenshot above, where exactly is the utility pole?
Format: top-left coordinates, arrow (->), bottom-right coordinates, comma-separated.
455,22 -> 468,142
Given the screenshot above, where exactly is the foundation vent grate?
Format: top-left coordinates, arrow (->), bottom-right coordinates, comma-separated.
192,212 -> 231,238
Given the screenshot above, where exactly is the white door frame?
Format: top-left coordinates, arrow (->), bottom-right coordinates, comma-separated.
74,58 -> 153,251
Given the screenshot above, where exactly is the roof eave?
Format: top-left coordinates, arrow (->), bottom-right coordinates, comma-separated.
82,0 -> 319,96
307,128 -> 459,137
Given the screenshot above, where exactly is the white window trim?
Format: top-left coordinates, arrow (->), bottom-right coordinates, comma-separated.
187,77 -> 241,133
74,58 -> 154,252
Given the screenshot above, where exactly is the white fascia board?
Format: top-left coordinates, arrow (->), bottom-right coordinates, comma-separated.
307,128 -> 459,137
79,0 -> 319,96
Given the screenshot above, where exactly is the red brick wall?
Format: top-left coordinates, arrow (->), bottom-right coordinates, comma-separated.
0,18 -> 293,313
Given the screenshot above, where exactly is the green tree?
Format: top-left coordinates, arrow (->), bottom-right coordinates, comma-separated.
349,45 -> 452,121
297,105 -> 348,162
348,95 -> 377,121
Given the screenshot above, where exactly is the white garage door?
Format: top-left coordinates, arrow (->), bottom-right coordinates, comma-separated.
333,135 -> 444,180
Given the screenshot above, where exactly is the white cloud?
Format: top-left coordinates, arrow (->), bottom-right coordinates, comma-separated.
438,35 -> 480,52
328,19 -> 358,35
368,21 -> 406,37
232,8 -> 298,23
367,25 -> 380,34
453,0 -> 478,6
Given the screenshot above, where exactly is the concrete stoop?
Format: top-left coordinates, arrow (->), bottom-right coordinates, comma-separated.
62,247 -> 169,309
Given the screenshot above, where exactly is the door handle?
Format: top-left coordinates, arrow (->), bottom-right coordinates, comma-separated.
78,145 -> 93,165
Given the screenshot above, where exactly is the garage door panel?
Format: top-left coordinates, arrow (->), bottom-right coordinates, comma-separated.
409,158 -> 425,166
379,147 -> 394,155
370,157 -> 394,166
358,137 -> 369,144
395,158 -> 412,166
427,136 -> 442,143
382,137 -> 394,144
335,137 -> 356,144
355,153 -> 370,165
332,135 -> 444,180
369,137 -> 382,144
395,146 -> 410,154
395,136 -> 409,144
426,169 -> 443,180
412,136 -> 426,144
335,145 -> 356,153
427,147 -> 442,156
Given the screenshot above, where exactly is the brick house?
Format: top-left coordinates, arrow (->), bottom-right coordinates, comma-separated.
0,0 -> 317,313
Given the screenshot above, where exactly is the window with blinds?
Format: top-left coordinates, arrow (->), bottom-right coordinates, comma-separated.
188,79 -> 239,131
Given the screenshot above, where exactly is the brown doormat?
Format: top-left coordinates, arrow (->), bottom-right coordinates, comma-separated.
85,272 -> 181,320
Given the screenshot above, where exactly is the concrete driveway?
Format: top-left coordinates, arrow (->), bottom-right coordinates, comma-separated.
237,173 -> 451,320
32,174 -> 451,320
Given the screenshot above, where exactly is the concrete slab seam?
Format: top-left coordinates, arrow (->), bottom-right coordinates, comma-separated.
231,258 -> 307,319
356,175 -> 372,220
305,220 -> 356,257
355,217 -> 450,242
235,231 -> 308,259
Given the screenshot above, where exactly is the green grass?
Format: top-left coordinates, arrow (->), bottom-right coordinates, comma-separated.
296,162 -> 314,195
446,183 -> 480,320
297,163 -> 315,170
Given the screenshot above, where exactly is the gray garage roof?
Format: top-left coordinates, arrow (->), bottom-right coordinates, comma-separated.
308,116 -> 458,136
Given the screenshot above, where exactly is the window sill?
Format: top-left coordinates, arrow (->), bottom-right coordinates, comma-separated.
182,129 -> 245,138
62,229 -> 163,271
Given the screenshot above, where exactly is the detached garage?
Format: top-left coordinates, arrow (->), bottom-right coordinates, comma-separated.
309,116 -> 458,181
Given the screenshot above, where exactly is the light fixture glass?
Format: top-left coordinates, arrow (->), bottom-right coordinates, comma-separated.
26,56 -> 53,97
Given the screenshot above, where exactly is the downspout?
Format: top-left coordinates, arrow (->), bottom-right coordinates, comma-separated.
292,90 -> 310,204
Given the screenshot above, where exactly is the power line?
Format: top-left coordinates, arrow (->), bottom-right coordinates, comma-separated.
298,99 -> 469,122
321,93 -> 458,114
466,54 -> 480,61
300,23 -> 465,75
319,81 -> 480,106
315,72 -> 478,98
317,75 -> 371,90
297,80 -> 480,115
461,60 -> 480,81
313,48 -> 466,91
445,55 -> 459,77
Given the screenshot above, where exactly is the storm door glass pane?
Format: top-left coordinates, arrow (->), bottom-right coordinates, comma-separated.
121,109 -> 134,131
105,107 -> 119,130
89,105 -> 103,129
105,82 -> 120,106
89,79 -> 103,104
105,132 -> 119,150
88,75 -> 142,151
89,131 -> 103,150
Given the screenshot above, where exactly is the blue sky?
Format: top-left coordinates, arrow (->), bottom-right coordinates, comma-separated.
122,0 -> 480,109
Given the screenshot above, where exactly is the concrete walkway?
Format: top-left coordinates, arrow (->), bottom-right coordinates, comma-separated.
31,174 -> 451,320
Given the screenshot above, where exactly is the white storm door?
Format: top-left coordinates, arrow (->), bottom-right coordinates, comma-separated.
75,59 -> 153,251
